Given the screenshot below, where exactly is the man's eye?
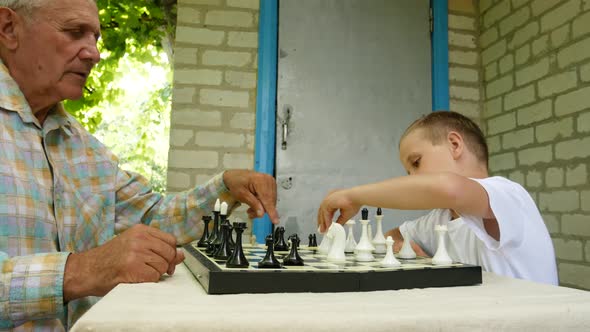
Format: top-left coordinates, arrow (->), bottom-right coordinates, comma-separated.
67,30 -> 84,39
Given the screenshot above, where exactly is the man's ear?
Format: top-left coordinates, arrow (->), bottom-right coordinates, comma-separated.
0,8 -> 20,50
447,131 -> 464,160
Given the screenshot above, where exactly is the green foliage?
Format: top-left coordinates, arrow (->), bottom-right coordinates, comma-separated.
64,0 -> 177,192
65,0 -> 176,132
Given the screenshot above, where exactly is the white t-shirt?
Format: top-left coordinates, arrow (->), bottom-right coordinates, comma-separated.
399,176 -> 558,285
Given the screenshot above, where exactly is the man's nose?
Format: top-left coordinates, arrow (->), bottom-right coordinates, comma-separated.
79,41 -> 101,65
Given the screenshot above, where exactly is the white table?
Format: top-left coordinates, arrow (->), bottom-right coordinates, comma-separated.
72,263 -> 590,332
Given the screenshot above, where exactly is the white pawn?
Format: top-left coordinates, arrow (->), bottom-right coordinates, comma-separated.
367,224 -> 376,251
318,225 -> 333,255
432,224 -> 453,265
380,236 -> 401,267
345,220 -> 357,253
372,208 -> 387,254
398,230 -> 417,259
326,223 -> 346,262
355,208 -> 374,262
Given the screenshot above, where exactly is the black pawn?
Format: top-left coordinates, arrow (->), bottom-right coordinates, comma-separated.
226,222 -> 249,268
206,210 -> 221,253
258,235 -> 282,269
283,235 -> 304,266
377,207 -> 382,216
197,216 -> 212,248
308,234 -> 318,247
288,234 -> 299,248
213,223 -> 233,260
219,212 -> 235,249
361,207 -> 369,220
274,227 -> 288,251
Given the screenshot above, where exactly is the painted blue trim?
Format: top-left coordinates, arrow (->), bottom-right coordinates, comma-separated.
432,0 -> 450,111
253,0 -> 278,243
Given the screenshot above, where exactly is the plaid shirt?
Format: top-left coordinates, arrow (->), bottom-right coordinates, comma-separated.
0,61 -> 228,330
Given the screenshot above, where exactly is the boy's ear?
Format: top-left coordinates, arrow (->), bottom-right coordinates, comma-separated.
447,131 -> 464,160
0,8 -> 20,51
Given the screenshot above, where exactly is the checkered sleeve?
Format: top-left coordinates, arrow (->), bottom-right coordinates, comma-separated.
0,252 -> 68,328
114,169 -> 232,245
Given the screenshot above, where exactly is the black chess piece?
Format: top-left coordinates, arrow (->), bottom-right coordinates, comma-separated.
377,207 -> 382,216
219,211 -> 235,249
226,222 -> 249,268
274,227 -> 288,251
361,207 -> 369,220
213,223 -> 233,260
283,234 -> 304,266
206,209 -> 221,253
308,233 -> 318,247
258,235 -> 282,269
196,216 -> 212,248
273,226 -> 281,245
288,234 -> 299,248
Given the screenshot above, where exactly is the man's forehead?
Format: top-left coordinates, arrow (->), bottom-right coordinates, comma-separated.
39,0 -> 98,22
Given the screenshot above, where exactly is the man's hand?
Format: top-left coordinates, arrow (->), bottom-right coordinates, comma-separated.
63,224 -> 184,302
317,189 -> 361,233
223,170 -> 279,224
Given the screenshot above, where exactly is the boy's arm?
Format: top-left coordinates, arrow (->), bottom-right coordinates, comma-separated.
318,172 -> 496,235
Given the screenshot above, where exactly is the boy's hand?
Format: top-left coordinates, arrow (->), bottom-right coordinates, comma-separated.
317,189 -> 361,233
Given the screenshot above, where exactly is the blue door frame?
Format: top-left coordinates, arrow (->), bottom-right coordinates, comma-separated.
252,0 -> 449,243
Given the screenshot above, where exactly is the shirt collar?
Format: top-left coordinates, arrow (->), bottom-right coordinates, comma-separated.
0,59 -> 73,132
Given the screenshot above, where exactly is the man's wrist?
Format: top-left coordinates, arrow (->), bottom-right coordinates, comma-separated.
63,252 -> 91,302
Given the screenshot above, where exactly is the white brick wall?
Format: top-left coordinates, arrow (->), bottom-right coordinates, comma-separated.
480,0 -> 590,290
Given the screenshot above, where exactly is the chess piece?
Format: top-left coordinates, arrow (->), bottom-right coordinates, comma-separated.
354,208 -> 374,262
206,199 -> 222,253
273,226 -> 281,245
326,222 -> 346,263
219,202 -> 235,249
226,222 -> 249,268
318,225 -> 333,255
344,219 -> 357,253
274,227 -> 288,251
398,230 -> 417,259
258,235 -> 282,268
311,234 -> 318,247
367,224 -> 376,252
288,234 -> 299,249
196,216 -> 212,248
380,236 -> 401,267
432,224 -> 453,265
213,223 -> 233,260
283,235 -> 304,266
372,208 -> 387,254
308,234 -> 315,247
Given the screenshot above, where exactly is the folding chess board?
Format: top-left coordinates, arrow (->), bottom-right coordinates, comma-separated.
182,242 -> 482,294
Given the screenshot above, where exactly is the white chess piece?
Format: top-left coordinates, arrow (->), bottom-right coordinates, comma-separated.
345,219 -> 357,253
380,236 -> 401,267
367,224 -> 376,251
432,224 -> 453,265
220,201 -> 228,215
318,225 -> 333,255
327,223 -> 346,262
355,219 -> 374,262
398,230 -> 417,259
214,198 -> 221,212
372,209 -> 386,254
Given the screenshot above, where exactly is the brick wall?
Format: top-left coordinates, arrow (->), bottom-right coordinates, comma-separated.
168,0 -> 260,229
480,0 -> 590,289
448,0 -> 484,125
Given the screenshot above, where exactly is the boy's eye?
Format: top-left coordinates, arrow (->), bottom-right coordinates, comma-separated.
412,158 -> 421,168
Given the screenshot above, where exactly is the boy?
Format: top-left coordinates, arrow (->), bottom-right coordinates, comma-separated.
317,111 -> 557,285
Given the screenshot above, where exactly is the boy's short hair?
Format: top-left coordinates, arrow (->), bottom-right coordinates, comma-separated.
402,111 -> 489,168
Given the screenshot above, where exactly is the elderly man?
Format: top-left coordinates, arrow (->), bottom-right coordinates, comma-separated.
0,0 -> 279,330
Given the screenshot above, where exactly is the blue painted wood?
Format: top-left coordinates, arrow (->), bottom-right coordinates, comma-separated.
252,0 -> 278,243
432,0 -> 450,111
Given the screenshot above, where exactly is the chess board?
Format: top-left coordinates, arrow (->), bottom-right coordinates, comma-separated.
182,242 -> 482,294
